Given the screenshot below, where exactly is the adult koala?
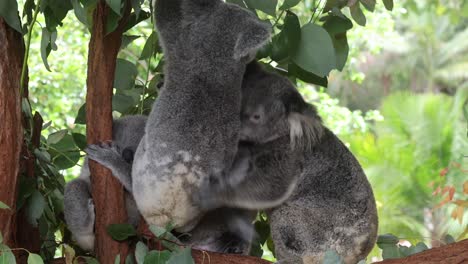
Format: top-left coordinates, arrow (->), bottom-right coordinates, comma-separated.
198,62 -> 378,264
64,115 -> 147,251
132,0 -> 271,230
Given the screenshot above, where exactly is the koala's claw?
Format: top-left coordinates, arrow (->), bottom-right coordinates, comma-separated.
85,142 -> 121,165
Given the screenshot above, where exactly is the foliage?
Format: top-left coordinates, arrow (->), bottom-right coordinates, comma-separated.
9,0 -> 468,263
343,91 -> 468,245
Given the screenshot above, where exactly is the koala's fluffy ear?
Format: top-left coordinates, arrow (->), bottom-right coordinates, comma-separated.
234,20 -> 271,61
282,91 -> 323,149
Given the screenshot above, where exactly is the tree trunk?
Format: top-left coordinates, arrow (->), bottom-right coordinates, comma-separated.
85,1 -> 131,263
0,18 -> 24,248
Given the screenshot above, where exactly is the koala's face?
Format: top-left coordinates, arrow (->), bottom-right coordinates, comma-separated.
240,98 -> 289,143
240,73 -> 294,143
240,62 -> 312,144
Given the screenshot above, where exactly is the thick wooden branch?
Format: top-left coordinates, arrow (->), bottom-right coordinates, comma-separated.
0,18 -> 24,248
375,239 -> 468,264
86,1 -> 131,263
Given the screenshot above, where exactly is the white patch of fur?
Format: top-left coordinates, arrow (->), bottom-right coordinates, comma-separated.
288,113 -> 323,149
74,233 -> 95,252
136,167 -> 204,229
155,156 -> 172,167
177,150 -> 192,162
160,143 -> 168,148
173,163 -> 189,175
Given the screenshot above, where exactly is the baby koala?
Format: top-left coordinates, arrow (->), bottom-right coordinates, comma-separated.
198,62 -> 378,264
64,115 -> 147,251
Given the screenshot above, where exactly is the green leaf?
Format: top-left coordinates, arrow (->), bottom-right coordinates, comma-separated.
349,2 -> 366,26
143,250 -> 171,264
22,98 -> 32,118
0,201 -> 10,210
322,15 -> 353,35
409,242 -> 428,255
381,244 -> 401,259
114,254 -> 121,264
382,0 -> 393,11
107,224 -> 137,241
121,35 -> 141,50
106,0 -> 122,16
244,0 -> 278,17
28,253 -> 44,264
288,63 -> 328,87
26,191 -> 46,227
149,225 -> 167,238
377,234 -> 399,247
131,0 -> 144,18
17,177 -> 36,210
140,32 -> 158,60
72,133 -> 87,151
226,0 -> 247,8
113,93 -> 136,113
71,0 -> 89,26
123,11 -> 151,32
33,149 -> 51,163
106,9 -> 120,34
0,244 -> 16,264
272,10 -> 301,59
322,250 -> 344,264
359,0 -> 375,12
444,234 -> 455,244
166,247 -> 194,264
75,103 -> 86,125
40,28 -> 57,71
291,23 -> 336,77
47,130 -> 68,145
114,59 -> 138,90
0,0 -> 22,33
126,254 -> 135,264
279,0 -> 301,10
323,16 -> 352,71
82,257 -> 100,264
49,134 -> 80,169
42,0 -> 73,31
135,242 -> 149,264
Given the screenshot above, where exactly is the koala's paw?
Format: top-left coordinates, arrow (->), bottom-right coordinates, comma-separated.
192,177 -> 223,211
85,141 -> 121,166
86,199 -> 95,231
225,155 -> 250,188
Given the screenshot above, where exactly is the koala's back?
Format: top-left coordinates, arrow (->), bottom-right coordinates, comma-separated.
269,128 -> 378,264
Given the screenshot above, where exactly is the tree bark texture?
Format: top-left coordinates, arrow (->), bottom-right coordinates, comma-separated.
376,239 -> 468,264
0,18 -> 24,248
15,113 -> 43,262
85,1 -> 131,263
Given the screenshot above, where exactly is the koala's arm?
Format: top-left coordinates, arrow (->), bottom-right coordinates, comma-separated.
64,178 -> 95,251
85,142 -> 133,193
198,151 -> 299,210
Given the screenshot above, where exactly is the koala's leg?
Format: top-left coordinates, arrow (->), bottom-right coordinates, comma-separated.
64,179 -> 95,251
85,142 -> 133,192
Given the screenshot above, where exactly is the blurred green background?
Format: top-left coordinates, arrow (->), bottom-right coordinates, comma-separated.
18,0 -> 468,262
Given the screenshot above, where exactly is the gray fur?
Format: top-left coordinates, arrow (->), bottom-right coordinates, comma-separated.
199,62 -> 378,263
64,115 -> 147,251
132,0 -> 271,229
84,118 -> 255,254
179,208 -> 256,254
